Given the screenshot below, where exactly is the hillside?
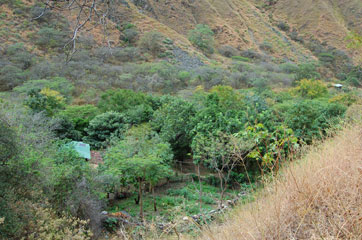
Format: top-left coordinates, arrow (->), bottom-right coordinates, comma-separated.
1,0 -> 360,63
193,119 -> 362,239
269,0 -> 362,63
0,1 -> 361,239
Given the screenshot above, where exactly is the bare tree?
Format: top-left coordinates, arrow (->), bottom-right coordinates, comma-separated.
35,0 -> 116,59
200,133 -> 253,208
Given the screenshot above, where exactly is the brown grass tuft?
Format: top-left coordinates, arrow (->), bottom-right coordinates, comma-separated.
193,125 -> 362,240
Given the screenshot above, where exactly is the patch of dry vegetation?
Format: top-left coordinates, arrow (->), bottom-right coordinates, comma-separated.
193,120 -> 362,239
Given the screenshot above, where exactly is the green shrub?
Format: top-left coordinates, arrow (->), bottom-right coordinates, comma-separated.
231,56 -> 250,62
218,45 -> 239,58
138,31 -> 165,56
277,21 -> 290,32
285,100 -> 346,142
294,63 -> 321,82
58,104 -> 99,134
35,27 -> 67,50
0,116 -> 19,165
188,24 -> 215,55
14,77 -> 74,98
25,88 -> 65,117
0,65 -> 26,91
98,89 -> 152,113
121,28 -> 139,45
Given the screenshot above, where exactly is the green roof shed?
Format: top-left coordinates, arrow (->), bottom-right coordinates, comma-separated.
68,141 -> 91,159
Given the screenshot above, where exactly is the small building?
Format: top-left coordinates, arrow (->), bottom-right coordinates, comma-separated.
67,141 -> 91,160
333,83 -> 343,89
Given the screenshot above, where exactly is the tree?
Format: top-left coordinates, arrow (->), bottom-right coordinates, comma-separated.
103,124 -> 173,219
152,97 -> 196,160
84,111 -> 128,149
191,93 -> 243,209
188,24 -> 215,55
35,0 -> 116,57
193,132 -> 243,207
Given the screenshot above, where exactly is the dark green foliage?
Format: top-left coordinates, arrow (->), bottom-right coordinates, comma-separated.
84,111 -> 128,149
52,117 -> 82,140
294,63 -> 321,82
188,24 -> 215,55
24,88 -> 65,116
152,97 -> 196,160
123,104 -> 154,125
285,100 -> 346,142
0,117 -> 18,165
346,65 -> 362,87
98,89 -> 152,113
277,22 -> 290,32
58,104 -> 99,135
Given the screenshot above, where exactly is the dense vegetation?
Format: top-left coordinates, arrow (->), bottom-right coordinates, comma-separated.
0,0 -> 361,239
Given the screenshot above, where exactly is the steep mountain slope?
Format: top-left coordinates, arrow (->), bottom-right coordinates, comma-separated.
120,0 -> 314,62
269,0 -> 362,63
1,0 -> 360,64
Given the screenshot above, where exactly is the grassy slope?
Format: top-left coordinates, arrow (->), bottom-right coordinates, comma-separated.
125,0 -> 314,62
190,121 -> 362,239
271,0 -> 362,64
3,0 -> 360,63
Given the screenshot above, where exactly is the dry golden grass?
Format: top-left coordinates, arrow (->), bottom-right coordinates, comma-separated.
191,125 -> 362,240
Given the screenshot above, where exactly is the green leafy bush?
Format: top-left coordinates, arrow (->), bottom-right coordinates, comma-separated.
58,104 -> 99,134
188,24 -> 215,55
34,27 -> 68,50
103,124 -> 173,218
14,77 -> 74,98
139,31 -> 165,56
25,88 -> 65,116
84,111 -> 128,149
294,63 -> 321,82
285,100 -> 346,142
292,79 -> 328,99
0,65 -> 26,91
98,89 -> 151,113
